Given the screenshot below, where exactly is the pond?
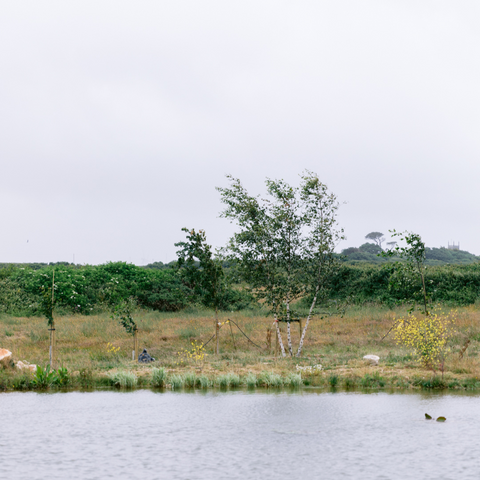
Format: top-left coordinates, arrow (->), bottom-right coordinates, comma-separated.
1,389 -> 479,479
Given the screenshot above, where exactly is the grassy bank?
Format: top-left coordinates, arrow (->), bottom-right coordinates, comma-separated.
2,305 -> 480,391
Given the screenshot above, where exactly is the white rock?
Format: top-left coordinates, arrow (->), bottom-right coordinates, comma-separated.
363,355 -> 380,365
16,360 -> 37,373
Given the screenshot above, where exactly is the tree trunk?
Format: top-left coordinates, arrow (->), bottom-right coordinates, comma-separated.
286,295 -> 293,356
296,285 -> 319,357
287,322 -> 293,356
274,314 -> 286,357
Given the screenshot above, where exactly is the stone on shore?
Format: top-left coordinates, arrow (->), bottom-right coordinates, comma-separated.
0,348 -> 13,367
16,360 -> 37,373
363,354 -> 380,366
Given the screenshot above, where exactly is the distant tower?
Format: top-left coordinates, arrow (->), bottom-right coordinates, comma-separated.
448,242 -> 460,251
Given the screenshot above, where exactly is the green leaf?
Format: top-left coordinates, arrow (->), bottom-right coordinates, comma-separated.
425,413 -> 432,420
436,416 -> 446,422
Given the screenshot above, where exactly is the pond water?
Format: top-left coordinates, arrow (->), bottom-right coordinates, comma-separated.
1,389 -> 479,479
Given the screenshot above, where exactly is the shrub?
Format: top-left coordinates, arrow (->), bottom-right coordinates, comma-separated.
328,374 -> 339,387
394,309 -> 456,375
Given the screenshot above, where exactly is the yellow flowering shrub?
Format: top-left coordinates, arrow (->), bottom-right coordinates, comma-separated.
177,340 -> 208,365
394,309 -> 456,374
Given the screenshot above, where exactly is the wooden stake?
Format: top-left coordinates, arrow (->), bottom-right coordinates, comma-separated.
133,328 -> 138,361
215,307 -> 219,355
49,270 -> 55,369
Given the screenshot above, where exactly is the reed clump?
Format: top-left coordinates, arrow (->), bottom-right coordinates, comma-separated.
107,370 -> 138,388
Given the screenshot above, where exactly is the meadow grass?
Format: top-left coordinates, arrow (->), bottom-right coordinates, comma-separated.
2,305 -> 480,391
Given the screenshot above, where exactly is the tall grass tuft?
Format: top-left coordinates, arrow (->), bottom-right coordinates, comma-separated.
286,373 -> 302,388
245,373 -> 257,389
170,374 -> 185,390
217,374 -> 229,389
216,373 -> 241,388
151,367 -> 167,387
258,371 -> 283,388
184,371 -> 197,388
227,373 -> 240,388
344,376 -> 358,389
108,371 -> 138,388
198,375 -> 210,389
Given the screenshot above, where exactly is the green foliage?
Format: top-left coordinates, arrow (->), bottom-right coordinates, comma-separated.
111,298 -> 137,336
176,228 -> 233,311
328,374 -> 339,387
55,367 -> 71,386
382,231 -> 429,314
360,372 -> 386,388
359,243 -> 383,255
32,365 -> 57,389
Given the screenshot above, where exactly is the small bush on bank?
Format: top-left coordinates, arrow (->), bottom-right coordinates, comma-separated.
360,372 -> 386,388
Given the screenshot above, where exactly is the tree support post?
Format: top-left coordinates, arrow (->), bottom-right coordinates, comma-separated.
133,328 -> 138,361
49,321 -> 55,369
228,320 -> 237,350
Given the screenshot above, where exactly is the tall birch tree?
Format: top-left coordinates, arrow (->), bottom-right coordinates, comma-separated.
218,172 -> 343,357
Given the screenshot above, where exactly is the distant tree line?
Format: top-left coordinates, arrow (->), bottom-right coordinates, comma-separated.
340,245 -> 480,266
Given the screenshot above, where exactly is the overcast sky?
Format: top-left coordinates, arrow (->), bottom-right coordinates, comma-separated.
1,1 -> 479,265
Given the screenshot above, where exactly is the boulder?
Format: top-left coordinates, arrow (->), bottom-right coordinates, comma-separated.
138,349 -> 155,363
0,348 -> 12,361
0,348 -> 13,368
363,354 -> 380,366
